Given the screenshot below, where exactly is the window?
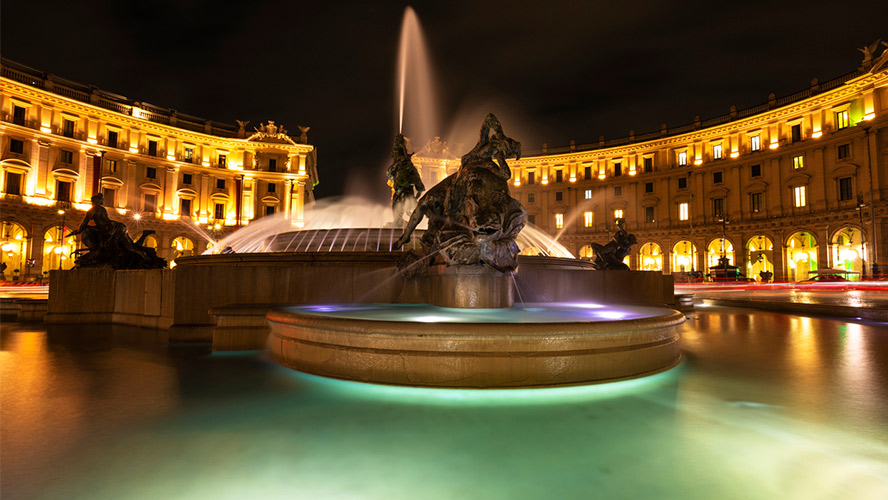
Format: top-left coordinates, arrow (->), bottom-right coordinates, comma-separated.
614,209 -> 623,220
268,182 -> 276,193
712,144 -> 723,160
102,187 -> 116,207
614,186 -> 622,197
527,171 -> 535,185
678,177 -> 687,189
527,214 -> 535,225
146,167 -> 156,179
184,148 -> 194,163
835,110 -> 849,130
751,164 -> 761,178
643,157 -> 653,173
269,159 -> 277,172
144,193 -> 157,212
644,182 -> 653,193
62,119 -> 75,138
837,144 -> 850,159
107,130 -> 118,148
216,178 -> 226,190
751,192 -> 762,213
614,163 -> 622,176
12,105 -> 26,125
713,171 -> 723,184
5,172 -> 22,195
679,202 -> 689,221
791,124 -> 801,143
750,135 -> 761,152
10,138 -> 24,154
180,198 -> 192,216
793,186 -> 806,207
182,173 -> 192,185
148,140 -> 158,156
555,191 -> 563,202
678,151 -> 688,166
105,159 -> 117,172
527,193 -> 535,203
838,177 -> 853,201
584,189 -> 592,200
792,155 -> 804,170
584,211 -> 593,227
265,205 -> 276,216
214,202 -> 225,220
584,166 -> 591,180
555,213 -> 564,228
555,170 -> 563,183
712,198 -> 724,218
217,153 -> 227,168
56,181 -> 72,202
644,206 -> 655,223
60,150 -> 73,164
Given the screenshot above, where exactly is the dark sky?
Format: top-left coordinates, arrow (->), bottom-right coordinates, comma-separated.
3,1 -> 887,200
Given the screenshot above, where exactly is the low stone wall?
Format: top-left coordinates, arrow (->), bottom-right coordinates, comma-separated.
44,268 -> 174,329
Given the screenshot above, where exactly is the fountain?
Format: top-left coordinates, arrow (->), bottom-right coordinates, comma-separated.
264,113 -> 683,388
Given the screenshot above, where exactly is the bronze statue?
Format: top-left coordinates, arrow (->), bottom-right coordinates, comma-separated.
393,113 -> 525,273
387,134 -> 425,227
589,219 -> 637,270
67,193 -> 165,269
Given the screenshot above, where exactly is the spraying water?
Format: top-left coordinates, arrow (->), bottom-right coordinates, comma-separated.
396,7 -> 439,145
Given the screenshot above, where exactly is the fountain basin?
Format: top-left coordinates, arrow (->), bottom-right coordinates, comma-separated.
267,303 -> 684,388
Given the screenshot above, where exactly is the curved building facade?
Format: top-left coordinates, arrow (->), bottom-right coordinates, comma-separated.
0,59 -> 318,279
416,54 -> 888,281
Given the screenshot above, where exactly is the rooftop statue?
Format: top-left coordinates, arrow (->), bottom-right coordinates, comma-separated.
589,219 -> 637,270
393,113 -> 526,273
67,193 -> 165,269
387,134 -> 425,227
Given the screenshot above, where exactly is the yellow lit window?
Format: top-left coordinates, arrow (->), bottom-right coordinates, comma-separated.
712,144 -> 723,160
584,211 -> 593,227
750,135 -> 761,151
678,151 -> 688,166
679,203 -> 689,221
614,209 -> 623,220
792,155 -> 804,169
835,110 -> 849,130
794,186 -> 806,207
555,213 -> 564,228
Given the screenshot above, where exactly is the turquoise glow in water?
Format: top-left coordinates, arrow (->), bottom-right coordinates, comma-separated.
289,302 -> 668,323
2,307 -> 888,499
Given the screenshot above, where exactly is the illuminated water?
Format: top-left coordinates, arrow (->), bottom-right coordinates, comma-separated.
3,307 -> 888,499
291,302 -> 667,323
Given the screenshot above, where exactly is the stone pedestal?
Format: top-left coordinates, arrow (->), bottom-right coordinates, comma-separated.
423,264 -> 513,308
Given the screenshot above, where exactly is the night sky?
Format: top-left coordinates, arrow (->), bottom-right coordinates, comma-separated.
3,1 -> 886,201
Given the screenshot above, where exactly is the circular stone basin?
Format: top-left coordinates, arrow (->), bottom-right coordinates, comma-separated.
267,303 -> 684,389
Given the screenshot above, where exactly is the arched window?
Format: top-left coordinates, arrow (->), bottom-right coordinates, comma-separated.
42,225 -> 77,274
171,236 -> 195,259
578,245 -> 594,260
746,236 -> 774,281
1,222 -> 29,280
786,231 -> 818,281
831,227 -> 863,279
671,240 -> 697,273
706,238 -> 734,273
638,242 -> 663,271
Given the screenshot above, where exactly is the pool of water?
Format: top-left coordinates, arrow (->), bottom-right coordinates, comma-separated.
2,306 -> 888,499
290,302 -> 669,323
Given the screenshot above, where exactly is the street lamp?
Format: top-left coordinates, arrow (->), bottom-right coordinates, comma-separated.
857,194 -> 867,278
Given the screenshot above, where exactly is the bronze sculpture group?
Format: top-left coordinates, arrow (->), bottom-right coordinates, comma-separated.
393,113 -> 526,273
67,193 -> 165,269
387,134 -> 426,227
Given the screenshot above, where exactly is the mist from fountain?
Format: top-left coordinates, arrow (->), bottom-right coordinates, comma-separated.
397,7 -> 439,147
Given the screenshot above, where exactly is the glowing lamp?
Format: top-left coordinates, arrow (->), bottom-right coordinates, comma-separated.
812,130 -> 822,138
117,208 -> 127,215
694,159 -> 703,166
730,151 -> 739,158
598,172 -> 605,180
57,209 -> 66,215
864,113 -> 875,121
294,221 -> 305,228
541,177 -> 549,185
87,138 -> 98,144
570,174 -> 577,182
214,223 -> 221,230
133,213 -> 142,220
202,161 -> 210,167
1,243 -> 13,252
169,260 -> 177,269
40,126 -> 52,133
53,246 -> 64,255
167,154 -> 176,161
513,178 -> 520,187
769,142 -> 779,150
129,147 -> 139,153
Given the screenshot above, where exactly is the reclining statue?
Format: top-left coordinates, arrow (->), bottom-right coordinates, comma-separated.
589,219 -> 637,270
67,193 -> 166,269
393,113 -> 526,273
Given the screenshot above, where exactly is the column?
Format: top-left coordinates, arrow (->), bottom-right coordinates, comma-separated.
199,174 -> 210,220
164,166 -> 178,215
122,159 -> 137,209
36,140 -> 51,196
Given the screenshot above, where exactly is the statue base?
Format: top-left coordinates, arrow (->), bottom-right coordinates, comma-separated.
423,264 -> 514,309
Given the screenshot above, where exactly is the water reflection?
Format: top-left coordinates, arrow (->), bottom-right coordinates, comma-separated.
2,308 -> 888,499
